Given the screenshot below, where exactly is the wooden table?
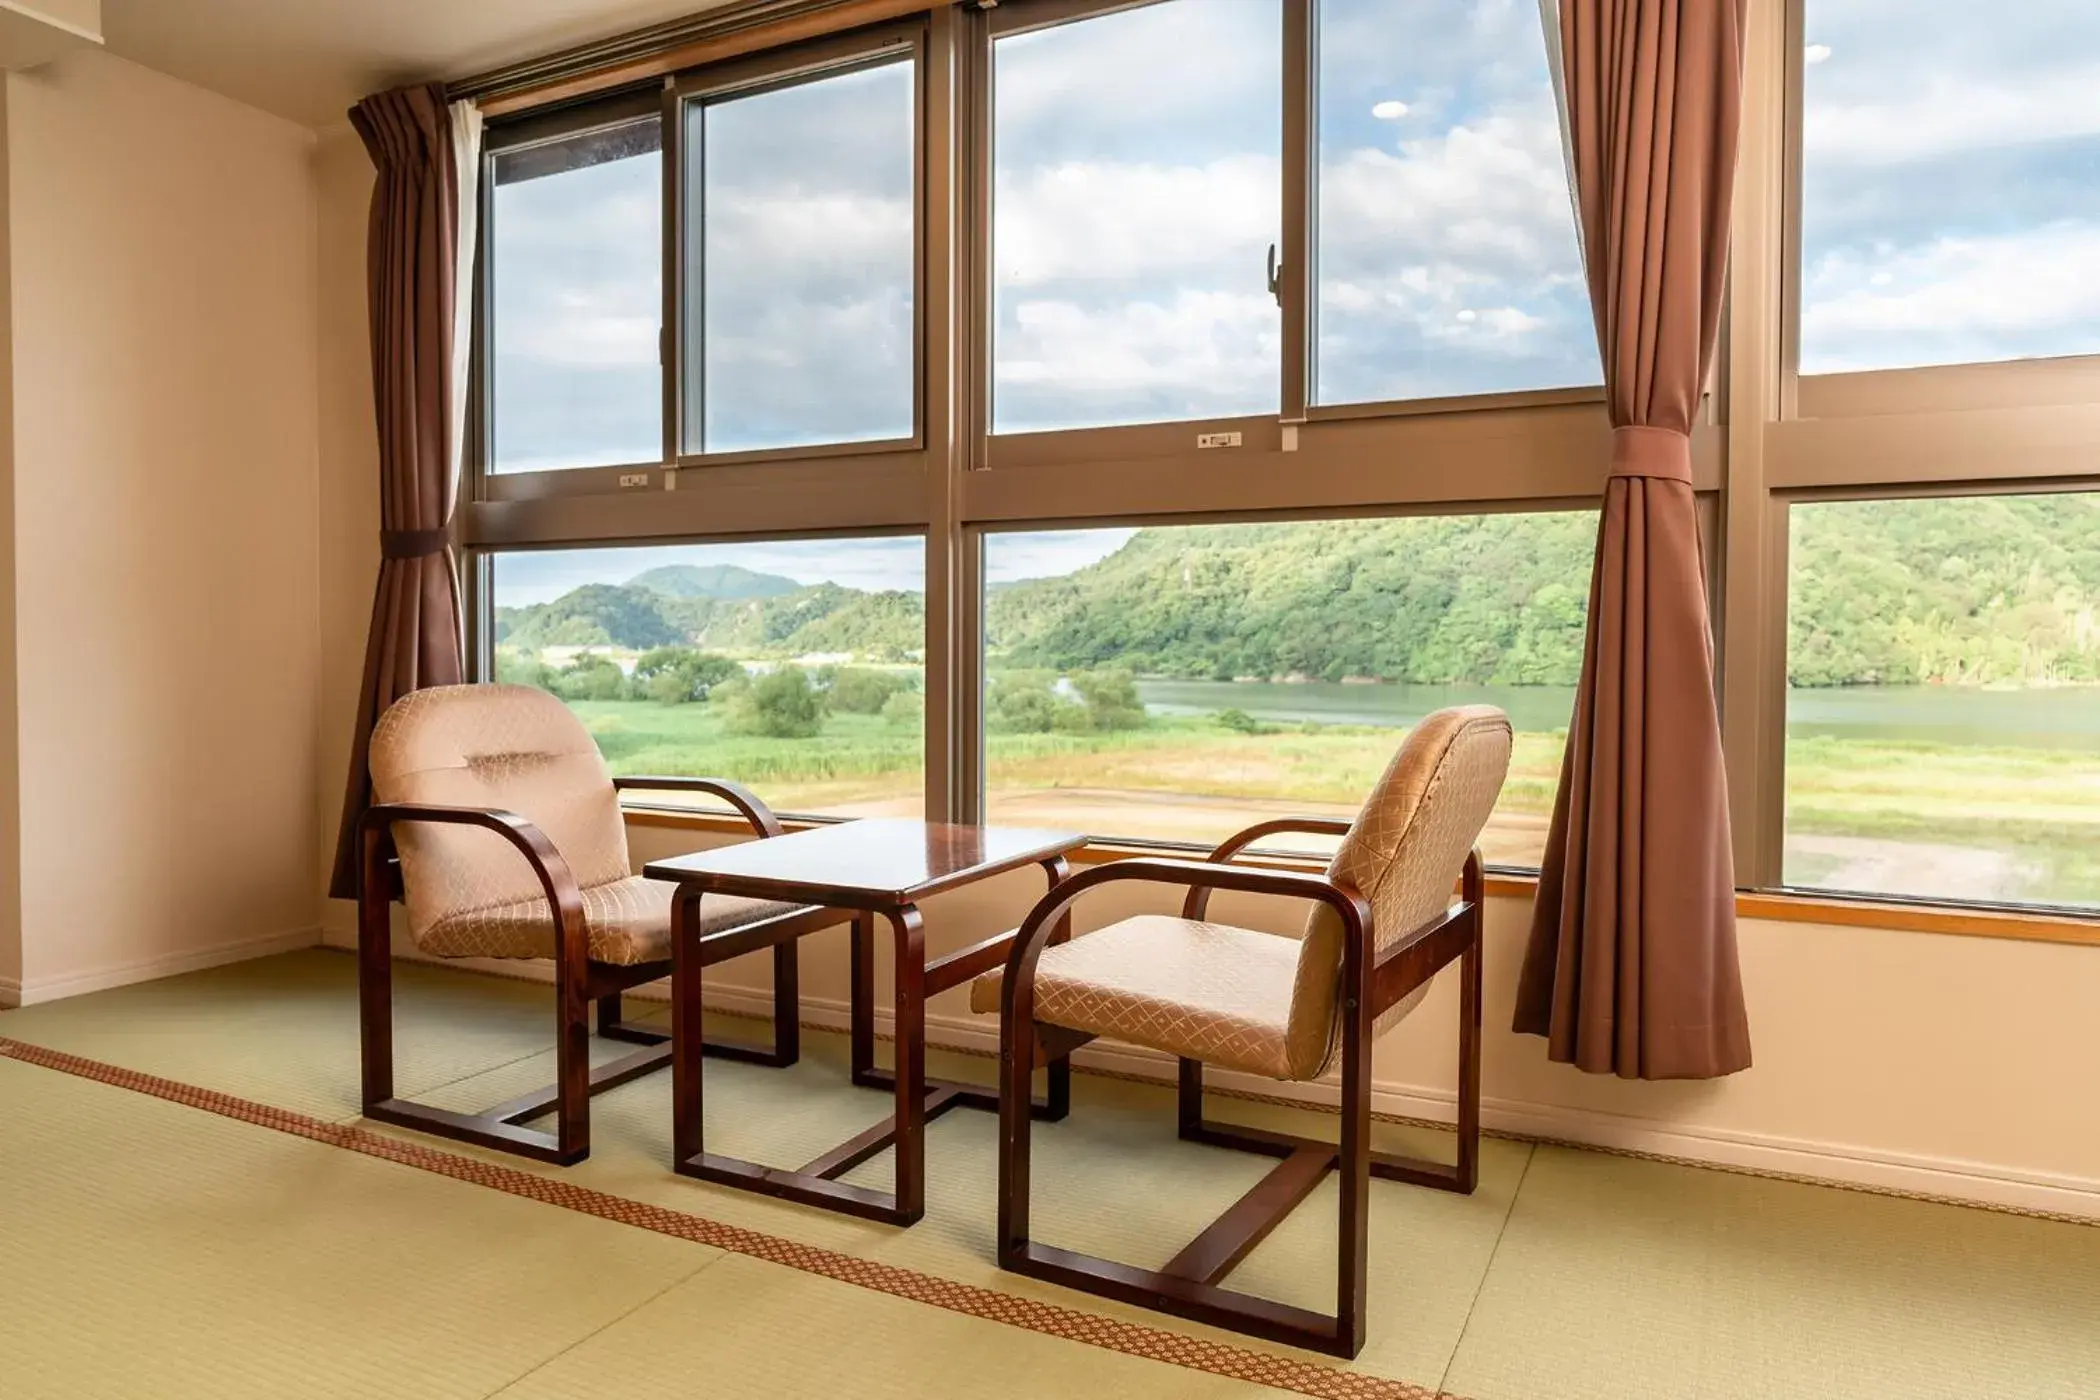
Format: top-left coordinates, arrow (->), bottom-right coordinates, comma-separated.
644,819 -> 1086,1226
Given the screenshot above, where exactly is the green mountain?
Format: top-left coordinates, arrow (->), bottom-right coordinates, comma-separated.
987,515 -> 1598,686
495,580 -> 926,661
627,563 -> 801,599
495,496 -> 2100,688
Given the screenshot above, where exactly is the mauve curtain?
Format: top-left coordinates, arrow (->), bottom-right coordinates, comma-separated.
1512,0 -> 1752,1078
327,84 -> 483,900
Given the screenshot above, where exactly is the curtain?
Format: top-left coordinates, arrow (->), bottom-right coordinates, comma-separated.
1512,0 -> 1753,1078
327,85 -> 482,900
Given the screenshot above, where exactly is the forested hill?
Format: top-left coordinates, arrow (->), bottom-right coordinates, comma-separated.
493,495 -> 2100,687
991,515 -> 1597,685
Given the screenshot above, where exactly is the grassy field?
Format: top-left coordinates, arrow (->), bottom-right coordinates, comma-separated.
561,697 -> 2100,908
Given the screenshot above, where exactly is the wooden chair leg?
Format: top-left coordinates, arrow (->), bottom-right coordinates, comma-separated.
1177,1057 -> 1203,1140
356,826 -> 396,1114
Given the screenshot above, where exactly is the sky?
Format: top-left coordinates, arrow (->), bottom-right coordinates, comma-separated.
490,529 -> 1137,606
1799,0 -> 2100,373
485,0 -> 2100,472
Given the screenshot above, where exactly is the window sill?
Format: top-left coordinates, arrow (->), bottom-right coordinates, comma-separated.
621,806 -> 2100,949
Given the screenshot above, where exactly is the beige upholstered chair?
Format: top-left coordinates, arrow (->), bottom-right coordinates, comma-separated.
356,683 -> 843,1164
978,705 -> 1512,1358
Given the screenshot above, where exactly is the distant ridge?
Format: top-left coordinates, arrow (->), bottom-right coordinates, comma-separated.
628,563 -> 800,600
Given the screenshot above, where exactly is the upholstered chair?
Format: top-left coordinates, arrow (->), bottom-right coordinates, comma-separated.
356,683 -> 845,1164
976,705 -> 1512,1358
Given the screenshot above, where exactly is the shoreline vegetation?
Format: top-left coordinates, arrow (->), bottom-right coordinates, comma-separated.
492,502 -> 2100,909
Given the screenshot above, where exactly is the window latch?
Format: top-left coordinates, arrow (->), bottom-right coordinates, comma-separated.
1265,242 -> 1283,306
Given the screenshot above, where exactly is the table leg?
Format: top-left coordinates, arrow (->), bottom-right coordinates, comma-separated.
671,888 -> 704,1166
850,909 -> 878,1087
889,904 -> 927,1222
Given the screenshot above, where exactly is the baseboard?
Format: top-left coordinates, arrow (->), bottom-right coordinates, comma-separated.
316,945 -> 2100,1223
3,927 -> 323,1007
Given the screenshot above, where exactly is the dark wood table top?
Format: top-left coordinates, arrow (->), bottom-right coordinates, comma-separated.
642,818 -> 1087,908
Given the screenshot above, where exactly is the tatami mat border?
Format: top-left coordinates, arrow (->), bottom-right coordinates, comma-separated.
0,1036 -> 1452,1400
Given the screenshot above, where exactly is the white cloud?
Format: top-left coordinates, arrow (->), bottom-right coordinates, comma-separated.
1806,64 -> 2100,167
1801,222 -> 2100,372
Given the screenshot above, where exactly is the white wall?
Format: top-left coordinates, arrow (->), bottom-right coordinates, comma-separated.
1,50 -> 322,1002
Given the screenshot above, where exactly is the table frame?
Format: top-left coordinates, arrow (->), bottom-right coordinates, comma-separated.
658,834 -> 1082,1226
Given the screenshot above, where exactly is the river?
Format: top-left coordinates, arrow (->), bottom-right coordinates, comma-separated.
1131,678 -> 2100,753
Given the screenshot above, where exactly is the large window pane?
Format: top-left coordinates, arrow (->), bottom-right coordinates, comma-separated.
1799,1 -> 2100,374
685,60 -> 916,454
1784,493 -> 2100,908
1314,0 -> 1597,404
489,115 -> 662,473
992,0 -> 1281,433
982,514 -> 1594,865
490,538 -> 927,817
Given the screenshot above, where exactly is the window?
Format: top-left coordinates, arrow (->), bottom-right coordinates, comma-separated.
1313,0 -> 1598,405
1797,1 -> 2100,375
488,538 -> 928,818
488,106 -> 663,473
1783,493 -> 2100,909
991,0 -> 1282,433
682,56 -> 917,455
981,512 -> 1595,866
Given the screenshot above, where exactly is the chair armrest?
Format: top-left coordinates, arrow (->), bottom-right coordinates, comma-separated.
1181,816 -> 1354,921
611,776 -> 784,838
356,803 -> 587,965
999,857 -> 1373,1029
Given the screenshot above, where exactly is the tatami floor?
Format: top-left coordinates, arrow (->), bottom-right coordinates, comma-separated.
2,951 -> 2095,1400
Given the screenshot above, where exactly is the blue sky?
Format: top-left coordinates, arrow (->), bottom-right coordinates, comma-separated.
491,530 -> 1139,606
484,0 -> 2100,492
1798,0 -> 2100,373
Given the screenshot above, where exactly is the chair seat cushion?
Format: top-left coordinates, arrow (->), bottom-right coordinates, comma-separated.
970,915 -> 1320,1081
420,874 -> 806,966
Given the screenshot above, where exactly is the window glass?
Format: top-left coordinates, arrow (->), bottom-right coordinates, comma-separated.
982,513 -> 1594,865
489,115 -> 663,473
1798,1 -> 2100,374
1314,0 -> 1598,404
685,59 -> 916,454
1784,493 -> 2100,908
992,0 -> 1282,433
490,538 -> 927,817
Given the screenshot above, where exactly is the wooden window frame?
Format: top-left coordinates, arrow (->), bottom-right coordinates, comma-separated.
447,0 -> 2100,937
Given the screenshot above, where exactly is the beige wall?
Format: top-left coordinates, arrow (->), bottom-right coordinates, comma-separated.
2,50 -> 321,1000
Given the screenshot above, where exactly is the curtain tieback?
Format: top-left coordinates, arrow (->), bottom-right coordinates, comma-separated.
380,527 -> 453,559
1608,425 -> 1693,484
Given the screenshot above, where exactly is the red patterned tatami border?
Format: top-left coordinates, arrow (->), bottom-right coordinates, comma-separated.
0,1036 -> 1448,1400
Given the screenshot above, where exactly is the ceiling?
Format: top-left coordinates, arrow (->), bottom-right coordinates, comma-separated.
99,0 -> 742,130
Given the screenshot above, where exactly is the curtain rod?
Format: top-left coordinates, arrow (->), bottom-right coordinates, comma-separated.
449,0 -> 961,119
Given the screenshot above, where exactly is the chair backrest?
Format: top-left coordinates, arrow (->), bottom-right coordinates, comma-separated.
368,684 -> 631,941
1283,705 -> 1513,1076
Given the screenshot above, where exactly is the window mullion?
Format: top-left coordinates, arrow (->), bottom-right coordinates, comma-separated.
1280,0 -> 1313,425
660,78 -> 684,467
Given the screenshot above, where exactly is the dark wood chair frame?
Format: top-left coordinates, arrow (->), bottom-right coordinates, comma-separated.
996,818 -> 1485,1359
356,776 -> 844,1166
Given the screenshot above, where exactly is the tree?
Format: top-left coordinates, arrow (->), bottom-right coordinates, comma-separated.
1071,669 -> 1147,731
881,690 -> 924,731
552,652 -> 630,702
723,666 -> 825,738
986,671 -> 1073,734
634,646 -> 741,703
822,666 -> 906,715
